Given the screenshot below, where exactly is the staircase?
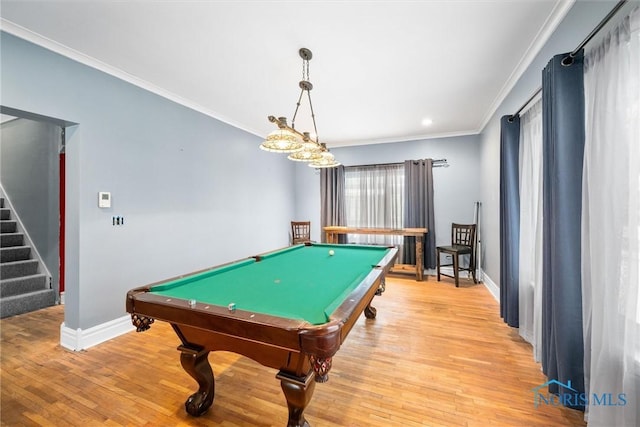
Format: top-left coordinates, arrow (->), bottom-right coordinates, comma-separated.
0,197 -> 56,318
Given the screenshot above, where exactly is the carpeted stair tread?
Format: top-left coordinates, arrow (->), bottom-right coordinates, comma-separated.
1,273 -> 47,297
0,220 -> 17,233
1,232 -> 24,248
0,289 -> 56,319
0,246 -> 31,263
0,259 -> 39,279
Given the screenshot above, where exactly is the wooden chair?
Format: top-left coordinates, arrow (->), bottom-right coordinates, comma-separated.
291,221 -> 312,245
436,223 -> 477,287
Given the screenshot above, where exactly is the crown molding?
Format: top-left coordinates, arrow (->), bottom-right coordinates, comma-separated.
477,0 -> 576,132
0,19 -> 263,139
331,128 -> 479,148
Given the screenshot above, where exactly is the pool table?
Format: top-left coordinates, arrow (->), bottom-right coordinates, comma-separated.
126,242 -> 397,426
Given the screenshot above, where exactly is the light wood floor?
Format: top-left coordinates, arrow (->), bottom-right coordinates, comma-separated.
1,275 -> 586,426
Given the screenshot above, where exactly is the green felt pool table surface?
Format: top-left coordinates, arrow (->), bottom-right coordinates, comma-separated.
150,243 -> 393,325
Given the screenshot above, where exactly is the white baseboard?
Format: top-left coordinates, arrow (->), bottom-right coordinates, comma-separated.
519,328 -> 534,344
438,266 -> 499,302
437,266 -> 479,283
438,266 -> 454,276
481,270 -> 499,302
60,315 -> 135,351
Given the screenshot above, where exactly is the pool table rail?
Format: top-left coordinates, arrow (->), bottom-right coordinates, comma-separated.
125,265 -> 387,378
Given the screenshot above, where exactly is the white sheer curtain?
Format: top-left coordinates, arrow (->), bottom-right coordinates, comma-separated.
582,7 -> 639,426
518,99 -> 543,362
344,164 -> 404,256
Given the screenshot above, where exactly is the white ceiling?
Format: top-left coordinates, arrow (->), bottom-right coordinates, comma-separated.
0,1 -> 573,148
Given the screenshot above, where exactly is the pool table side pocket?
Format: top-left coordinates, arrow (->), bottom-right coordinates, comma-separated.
299,269 -> 387,383
328,269 -> 385,336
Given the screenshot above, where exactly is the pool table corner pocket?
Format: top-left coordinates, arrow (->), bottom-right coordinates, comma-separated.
299,322 -> 341,382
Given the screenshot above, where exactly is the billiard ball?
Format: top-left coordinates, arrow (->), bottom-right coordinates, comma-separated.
329,250 -> 335,256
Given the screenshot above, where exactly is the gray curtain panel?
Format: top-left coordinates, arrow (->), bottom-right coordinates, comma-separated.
499,115 -> 520,328
403,159 -> 436,269
320,165 -> 346,243
541,51 -> 585,410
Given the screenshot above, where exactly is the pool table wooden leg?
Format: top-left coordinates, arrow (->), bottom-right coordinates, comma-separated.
277,371 -> 315,427
364,296 -> 377,319
178,345 -> 215,417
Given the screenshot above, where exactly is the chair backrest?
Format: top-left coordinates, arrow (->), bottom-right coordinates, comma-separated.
291,221 -> 311,244
451,223 -> 476,247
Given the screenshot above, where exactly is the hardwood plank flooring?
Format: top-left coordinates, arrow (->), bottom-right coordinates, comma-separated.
1,276 -> 586,426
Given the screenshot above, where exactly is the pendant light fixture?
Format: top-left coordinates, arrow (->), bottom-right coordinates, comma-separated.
260,48 -> 340,168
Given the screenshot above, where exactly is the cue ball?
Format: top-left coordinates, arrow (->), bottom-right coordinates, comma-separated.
329,250 -> 335,256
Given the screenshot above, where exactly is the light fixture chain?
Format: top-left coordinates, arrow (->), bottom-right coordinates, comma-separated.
302,57 -> 310,81
291,88 -> 305,130
306,90 -> 319,143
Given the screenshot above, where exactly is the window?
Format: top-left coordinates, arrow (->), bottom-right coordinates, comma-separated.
344,164 -> 405,257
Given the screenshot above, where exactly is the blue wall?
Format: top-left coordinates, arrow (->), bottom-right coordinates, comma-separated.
1,32 -> 296,330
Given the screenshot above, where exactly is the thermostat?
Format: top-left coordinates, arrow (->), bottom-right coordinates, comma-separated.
98,192 -> 111,208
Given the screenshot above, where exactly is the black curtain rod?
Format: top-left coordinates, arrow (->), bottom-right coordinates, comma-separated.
346,159 -> 448,168
508,87 -> 542,122
562,0 -> 628,66
508,0 -> 628,121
